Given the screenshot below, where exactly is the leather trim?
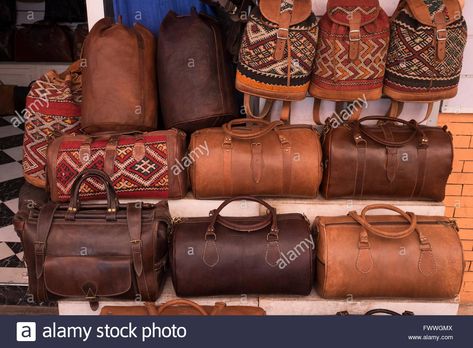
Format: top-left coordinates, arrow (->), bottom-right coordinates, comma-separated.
406,0 -> 462,27
260,0 -> 312,25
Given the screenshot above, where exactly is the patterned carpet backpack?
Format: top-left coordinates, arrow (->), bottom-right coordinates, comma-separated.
310,0 -> 390,124
384,0 -> 467,120
22,61 -> 82,188
236,0 -> 318,121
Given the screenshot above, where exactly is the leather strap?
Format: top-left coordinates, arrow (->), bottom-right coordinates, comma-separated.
251,142 -> 263,184
127,203 -> 150,300
385,147 -> 399,183
104,136 -> 119,177
156,299 -> 208,316
386,100 -> 403,118
223,118 -> 283,139
280,100 -> 291,122
223,135 -> 233,196
352,130 -> 367,197
275,130 -> 292,194
244,94 -> 274,120
411,146 -> 428,199
419,102 -> 434,124
313,98 -> 322,125
434,11 -> 447,61
274,0 -> 293,61
35,202 -> 59,303
349,12 -> 362,61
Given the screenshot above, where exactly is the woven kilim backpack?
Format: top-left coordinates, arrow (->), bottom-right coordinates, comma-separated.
22,61 -> 82,188
310,0 -> 390,124
236,0 -> 318,121
384,0 -> 467,120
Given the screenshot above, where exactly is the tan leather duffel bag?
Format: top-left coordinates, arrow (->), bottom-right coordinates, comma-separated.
101,299 -> 266,316
314,204 -> 464,299
190,118 -> 322,198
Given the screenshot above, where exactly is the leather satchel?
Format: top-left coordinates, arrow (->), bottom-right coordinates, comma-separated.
47,129 -> 188,202
321,116 -> 453,201
81,18 -> 157,133
314,204 -> 464,299
171,196 -> 314,297
101,299 -> 266,316
190,118 -> 323,199
158,9 -> 238,133
13,169 -> 171,308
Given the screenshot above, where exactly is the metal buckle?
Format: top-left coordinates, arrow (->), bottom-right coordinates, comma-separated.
277,28 -> 289,40
349,29 -> 361,42
436,29 -> 447,41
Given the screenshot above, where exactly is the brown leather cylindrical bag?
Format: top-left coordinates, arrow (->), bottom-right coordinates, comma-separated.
81,18 -> 157,133
13,169 -> 171,308
158,10 -> 237,133
190,119 -> 323,199
171,196 -> 314,297
321,116 -> 453,201
100,299 -> 266,316
314,204 -> 464,299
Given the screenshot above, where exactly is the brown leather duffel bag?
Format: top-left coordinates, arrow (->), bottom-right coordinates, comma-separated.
101,299 -> 266,316
13,169 -> 171,309
314,204 -> 464,299
190,119 -> 322,199
171,196 -> 314,297
81,18 -> 157,133
321,116 -> 453,201
158,10 -> 238,133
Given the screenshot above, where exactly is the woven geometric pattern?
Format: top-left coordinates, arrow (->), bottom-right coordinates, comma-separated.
54,135 -> 169,201
22,70 -> 81,187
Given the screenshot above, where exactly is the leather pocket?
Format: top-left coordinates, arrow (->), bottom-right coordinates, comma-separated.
44,256 -> 132,298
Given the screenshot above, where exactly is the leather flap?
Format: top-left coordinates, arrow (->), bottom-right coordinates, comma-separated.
327,0 -> 381,26
406,0 -> 462,27
260,0 -> 312,25
44,256 -> 132,298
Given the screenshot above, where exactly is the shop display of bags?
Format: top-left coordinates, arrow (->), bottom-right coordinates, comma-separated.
47,129 -> 188,202
171,196 -> 314,297
23,62 -> 82,188
321,116 -> 453,201
101,299 -> 266,316
314,204 -> 464,299
310,0 -> 390,123
190,118 -> 323,199
236,0 -> 318,120
13,170 -> 171,307
81,18 -> 158,133
157,9 -> 238,133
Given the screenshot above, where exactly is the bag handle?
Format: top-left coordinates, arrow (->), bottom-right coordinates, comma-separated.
222,118 -> 284,139
66,169 -> 119,221
349,204 -> 417,240
154,299 -> 208,316
365,309 -> 414,316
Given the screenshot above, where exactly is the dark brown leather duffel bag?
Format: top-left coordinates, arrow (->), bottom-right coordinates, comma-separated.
101,299 -> 266,316
314,204 -> 464,299
81,18 -> 157,133
190,119 -> 323,199
171,196 -> 314,297
13,169 -> 171,309
157,10 -> 237,133
321,116 -> 453,201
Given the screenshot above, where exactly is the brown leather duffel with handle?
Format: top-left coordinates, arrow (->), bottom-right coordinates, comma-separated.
81,18 -> 157,133
321,116 -> 453,201
190,118 -> 322,199
101,299 -> 266,316
13,169 -> 171,309
172,196 -> 314,297
314,204 -> 464,299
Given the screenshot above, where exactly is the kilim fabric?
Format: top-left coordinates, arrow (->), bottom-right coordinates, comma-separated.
22,66 -> 81,188
384,0 -> 467,101
309,0 -> 390,101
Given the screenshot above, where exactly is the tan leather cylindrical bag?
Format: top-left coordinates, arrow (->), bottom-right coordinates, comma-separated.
100,299 -> 266,316
314,204 -> 464,299
81,18 -> 157,133
190,118 -> 323,199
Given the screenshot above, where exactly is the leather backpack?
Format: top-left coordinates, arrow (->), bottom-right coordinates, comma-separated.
310,0 -> 390,124
384,0 -> 467,120
236,0 -> 318,121
81,17 -> 158,133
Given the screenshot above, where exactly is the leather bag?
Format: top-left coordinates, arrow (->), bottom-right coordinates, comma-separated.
236,0 -> 318,121
101,299 -> 266,316
13,169 -> 171,307
81,18 -> 157,133
321,116 -> 453,201
314,204 -> 464,299
190,118 -> 323,199
0,81 -> 14,115
47,129 -> 188,202
158,10 -> 238,133
15,22 -> 73,62
171,196 -> 314,297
